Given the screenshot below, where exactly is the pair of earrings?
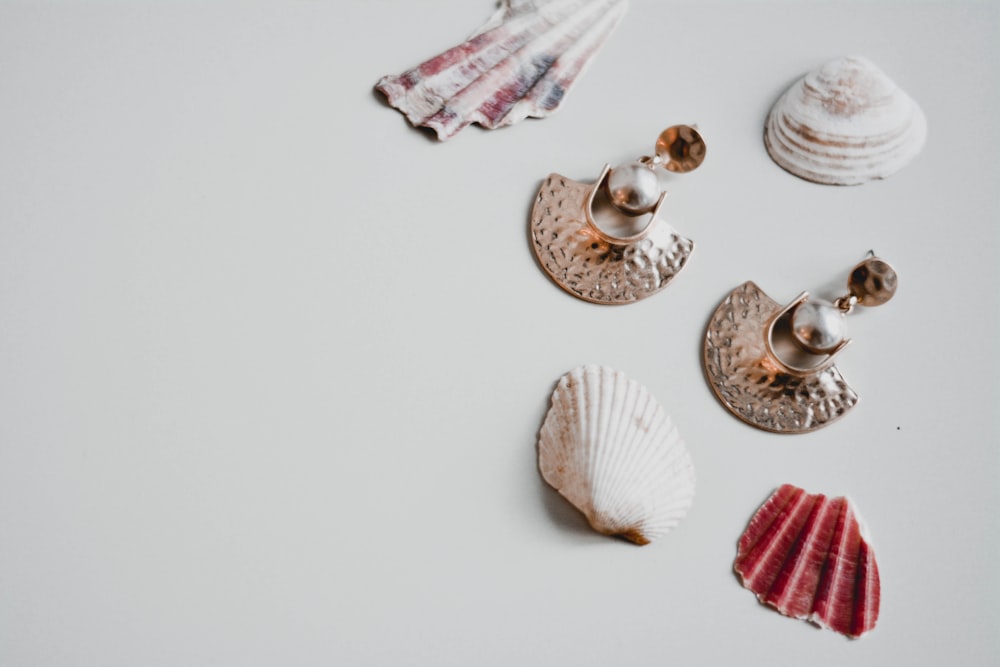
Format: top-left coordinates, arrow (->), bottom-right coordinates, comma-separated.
528,127 -> 899,434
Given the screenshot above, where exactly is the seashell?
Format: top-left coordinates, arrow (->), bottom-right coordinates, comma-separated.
537,365 -> 695,545
735,484 -> 880,638
375,0 -> 628,141
764,56 -> 926,185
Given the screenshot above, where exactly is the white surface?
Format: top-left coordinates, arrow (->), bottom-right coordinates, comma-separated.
1,1 -> 997,665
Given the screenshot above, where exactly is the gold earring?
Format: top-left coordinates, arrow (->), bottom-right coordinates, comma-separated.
529,125 -> 706,305
703,254 -> 898,433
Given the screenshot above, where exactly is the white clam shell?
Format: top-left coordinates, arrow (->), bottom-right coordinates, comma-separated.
537,365 -> 695,544
764,56 -> 927,185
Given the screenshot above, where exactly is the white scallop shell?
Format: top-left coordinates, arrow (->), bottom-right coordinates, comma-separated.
537,365 -> 695,544
375,0 -> 628,141
764,56 -> 927,185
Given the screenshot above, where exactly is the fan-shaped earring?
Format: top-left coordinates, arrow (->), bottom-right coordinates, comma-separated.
529,125 -> 706,305
703,254 -> 899,433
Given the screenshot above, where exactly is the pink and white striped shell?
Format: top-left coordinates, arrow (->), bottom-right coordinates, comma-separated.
764,56 -> 926,185
537,365 -> 695,545
735,484 -> 880,638
375,0 -> 628,141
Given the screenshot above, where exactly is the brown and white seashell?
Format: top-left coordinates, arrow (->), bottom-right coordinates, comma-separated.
537,365 -> 695,545
735,484 -> 880,639
375,0 -> 628,141
764,56 -> 927,185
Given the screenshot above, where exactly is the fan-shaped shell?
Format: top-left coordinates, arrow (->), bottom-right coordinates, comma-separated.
537,365 -> 695,544
375,0 -> 628,141
735,484 -> 880,638
764,56 -> 926,185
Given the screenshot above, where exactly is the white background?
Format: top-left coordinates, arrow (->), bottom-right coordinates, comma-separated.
1,1 -> 997,665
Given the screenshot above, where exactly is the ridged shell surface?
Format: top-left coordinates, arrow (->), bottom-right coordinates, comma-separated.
538,365 -> 695,545
764,56 -> 926,185
735,484 -> 880,639
375,0 -> 628,141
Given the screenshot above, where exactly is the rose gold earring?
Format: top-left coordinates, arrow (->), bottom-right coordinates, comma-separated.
703,253 -> 899,434
529,125 -> 706,305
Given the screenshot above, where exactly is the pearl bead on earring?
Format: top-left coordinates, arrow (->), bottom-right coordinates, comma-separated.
605,161 -> 660,215
790,301 -> 847,354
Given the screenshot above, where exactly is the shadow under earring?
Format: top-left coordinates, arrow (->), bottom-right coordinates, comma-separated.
703,254 -> 898,433
530,125 -> 706,305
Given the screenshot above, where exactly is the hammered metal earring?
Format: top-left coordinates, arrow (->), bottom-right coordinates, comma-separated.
702,254 -> 898,434
529,125 -> 706,305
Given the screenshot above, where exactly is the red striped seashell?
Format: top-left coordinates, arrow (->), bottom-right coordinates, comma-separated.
734,484 -> 880,638
375,0 -> 628,141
